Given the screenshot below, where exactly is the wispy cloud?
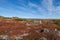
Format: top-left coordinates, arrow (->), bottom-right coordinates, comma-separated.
0,0 -> 60,18
28,1 -> 48,16
28,0 -> 60,17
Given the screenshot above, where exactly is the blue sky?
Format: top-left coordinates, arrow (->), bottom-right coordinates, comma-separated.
0,0 -> 60,19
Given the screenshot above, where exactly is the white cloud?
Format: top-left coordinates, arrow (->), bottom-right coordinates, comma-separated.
56,6 -> 60,14
28,2 -> 39,8
42,0 -> 60,15
28,0 -> 60,18
42,0 -> 54,15
28,2 -> 45,12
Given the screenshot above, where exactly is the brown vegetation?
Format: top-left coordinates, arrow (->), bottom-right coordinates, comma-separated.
0,16 -> 60,40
